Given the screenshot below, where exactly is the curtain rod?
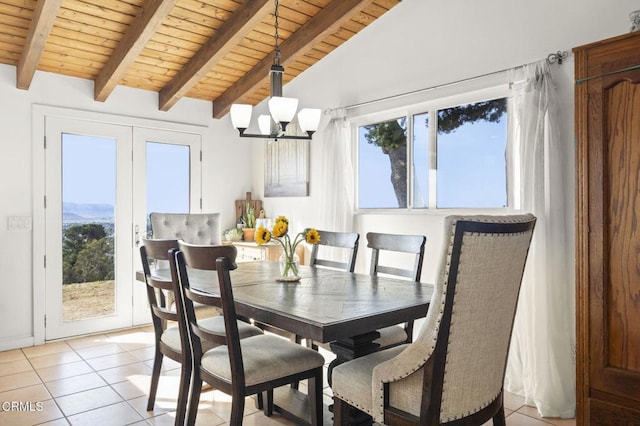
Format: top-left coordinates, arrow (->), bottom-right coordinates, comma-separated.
338,50 -> 568,112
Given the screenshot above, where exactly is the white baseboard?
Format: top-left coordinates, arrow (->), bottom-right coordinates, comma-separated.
0,336 -> 35,352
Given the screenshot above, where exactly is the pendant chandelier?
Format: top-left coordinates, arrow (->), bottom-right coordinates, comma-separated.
229,0 -> 321,140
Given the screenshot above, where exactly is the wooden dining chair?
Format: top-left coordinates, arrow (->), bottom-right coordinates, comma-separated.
367,232 -> 426,350
332,214 -> 536,425
140,239 -> 262,425
303,230 -> 360,351
173,242 -> 325,425
309,230 -> 360,272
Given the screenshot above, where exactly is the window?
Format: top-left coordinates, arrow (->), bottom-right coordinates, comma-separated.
357,96 -> 509,210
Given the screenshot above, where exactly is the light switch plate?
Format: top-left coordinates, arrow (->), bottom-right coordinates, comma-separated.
8,216 -> 32,231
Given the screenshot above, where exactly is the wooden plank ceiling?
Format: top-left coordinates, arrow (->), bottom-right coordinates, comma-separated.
0,0 -> 401,118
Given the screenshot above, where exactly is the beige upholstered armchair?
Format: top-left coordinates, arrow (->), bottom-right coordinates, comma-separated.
332,214 -> 536,425
149,212 -> 221,244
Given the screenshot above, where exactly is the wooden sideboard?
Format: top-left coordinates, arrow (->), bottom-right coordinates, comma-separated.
574,31 -> 640,425
228,241 -> 305,265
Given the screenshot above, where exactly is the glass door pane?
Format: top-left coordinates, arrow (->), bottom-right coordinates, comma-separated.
145,141 -> 191,235
62,134 -> 116,321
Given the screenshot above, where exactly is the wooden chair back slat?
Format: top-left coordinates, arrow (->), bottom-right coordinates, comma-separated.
366,232 -> 426,282
309,230 -> 359,272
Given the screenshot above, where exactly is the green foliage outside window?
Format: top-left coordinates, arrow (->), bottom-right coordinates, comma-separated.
62,223 -> 114,284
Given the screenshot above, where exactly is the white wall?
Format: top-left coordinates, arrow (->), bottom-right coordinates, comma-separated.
0,64 -> 252,349
250,0 -> 638,279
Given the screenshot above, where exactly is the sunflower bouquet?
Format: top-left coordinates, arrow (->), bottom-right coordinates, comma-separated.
255,216 -> 320,280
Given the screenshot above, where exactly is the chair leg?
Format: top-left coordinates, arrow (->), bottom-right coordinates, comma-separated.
186,373 -> 203,426
255,391 -> 264,410
262,389 -> 274,417
493,403 -> 506,426
308,370 -> 323,426
175,359 -> 191,425
333,396 -> 348,425
230,390 -> 246,426
290,335 -> 302,390
147,349 -> 163,411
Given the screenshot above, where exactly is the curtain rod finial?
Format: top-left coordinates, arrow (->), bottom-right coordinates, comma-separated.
547,51 -> 569,65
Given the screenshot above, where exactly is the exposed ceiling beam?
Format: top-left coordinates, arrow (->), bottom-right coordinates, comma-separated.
159,0 -> 272,112
17,0 -> 63,90
212,0 -> 376,119
94,0 -> 178,102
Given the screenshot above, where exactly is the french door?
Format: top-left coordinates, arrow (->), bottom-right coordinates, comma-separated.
44,116 -> 201,340
131,128 -> 202,325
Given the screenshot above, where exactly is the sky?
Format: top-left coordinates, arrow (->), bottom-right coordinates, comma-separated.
62,134 -> 116,206
62,134 -> 190,216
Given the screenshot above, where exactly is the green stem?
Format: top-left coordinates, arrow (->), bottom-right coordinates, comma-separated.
277,232 -> 304,277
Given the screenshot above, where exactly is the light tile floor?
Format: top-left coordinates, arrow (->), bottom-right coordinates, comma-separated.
0,325 -> 576,426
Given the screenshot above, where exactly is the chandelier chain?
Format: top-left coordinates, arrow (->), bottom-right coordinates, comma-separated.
273,0 -> 281,65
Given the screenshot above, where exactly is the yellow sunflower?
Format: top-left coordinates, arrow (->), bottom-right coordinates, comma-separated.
305,228 -> 320,244
272,220 -> 288,238
254,226 -> 271,244
274,216 -> 289,225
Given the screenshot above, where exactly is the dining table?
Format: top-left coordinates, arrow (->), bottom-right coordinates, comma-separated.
137,260 -> 433,425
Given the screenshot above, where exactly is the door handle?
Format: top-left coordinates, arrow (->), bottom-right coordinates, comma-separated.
134,224 -> 140,247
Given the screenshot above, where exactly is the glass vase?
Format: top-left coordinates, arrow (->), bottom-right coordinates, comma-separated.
278,252 -> 300,281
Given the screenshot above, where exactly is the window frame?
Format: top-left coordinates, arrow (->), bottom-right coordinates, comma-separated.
351,83 -> 515,214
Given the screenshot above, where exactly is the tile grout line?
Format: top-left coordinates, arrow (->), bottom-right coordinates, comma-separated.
20,346 -> 67,425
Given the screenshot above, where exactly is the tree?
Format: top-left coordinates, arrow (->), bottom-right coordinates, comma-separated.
62,223 -> 110,284
437,100 -> 507,134
71,238 -> 115,283
363,118 -> 408,207
363,99 -> 507,206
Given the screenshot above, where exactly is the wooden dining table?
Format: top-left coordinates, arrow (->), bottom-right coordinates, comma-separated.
137,261 -> 433,424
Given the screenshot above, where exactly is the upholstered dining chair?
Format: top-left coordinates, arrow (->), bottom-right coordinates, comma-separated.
149,212 -> 221,244
173,242 -> 325,426
140,239 -> 262,425
332,214 -> 536,425
367,232 -> 426,350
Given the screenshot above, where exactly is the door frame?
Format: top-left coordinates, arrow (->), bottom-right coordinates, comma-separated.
32,105 -> 206,344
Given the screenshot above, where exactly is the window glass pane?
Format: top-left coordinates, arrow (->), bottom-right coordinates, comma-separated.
436,99 -> 508,208
358,118 -> 408,208
412,112 -> 429,208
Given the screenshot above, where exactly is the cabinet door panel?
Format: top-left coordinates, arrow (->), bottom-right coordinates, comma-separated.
587,71 -> 640,401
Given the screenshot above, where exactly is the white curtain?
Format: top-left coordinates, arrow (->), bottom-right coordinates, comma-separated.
505,60 -> 576,418
316,108 -> 355,232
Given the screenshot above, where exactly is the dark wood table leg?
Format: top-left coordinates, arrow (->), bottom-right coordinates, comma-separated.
328,331 -> 380,425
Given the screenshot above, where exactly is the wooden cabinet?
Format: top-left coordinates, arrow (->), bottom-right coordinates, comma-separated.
230,241 -> 305,264
574,32 -> 640,425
